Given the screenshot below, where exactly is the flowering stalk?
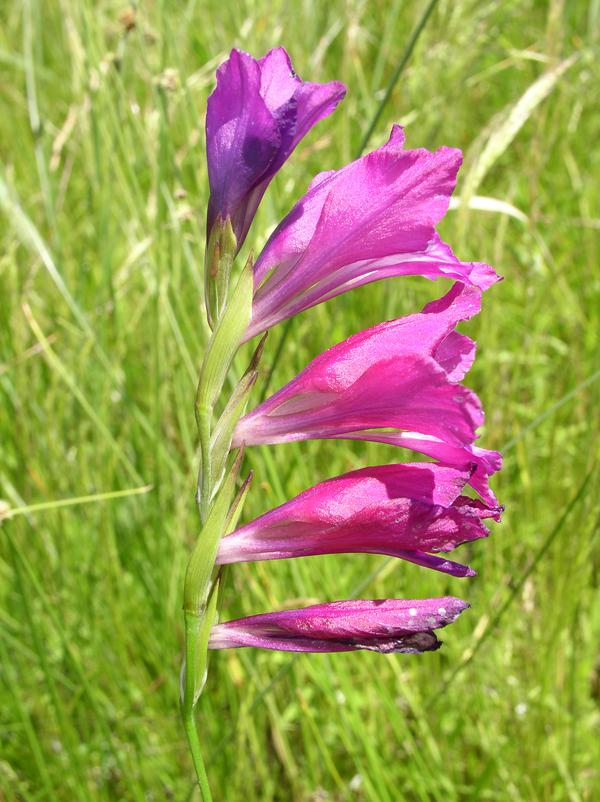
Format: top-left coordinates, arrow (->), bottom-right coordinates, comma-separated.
181,247 -> 256,800
180,47 -> 502,799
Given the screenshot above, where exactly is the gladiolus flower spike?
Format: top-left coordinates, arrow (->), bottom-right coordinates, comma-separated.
181,46 -> 502,799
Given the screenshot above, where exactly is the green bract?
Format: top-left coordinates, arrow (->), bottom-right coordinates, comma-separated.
184,449 -> 243,615
197,254 -> 254,413
204,216 -> 237,328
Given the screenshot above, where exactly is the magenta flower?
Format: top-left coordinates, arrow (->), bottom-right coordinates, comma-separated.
209,597 -> 469,653
244,126 -> 499,340
206,47 -> 345,248
347,432 -> 502,506
217,462 -> 502,577
234,283 -> 501,501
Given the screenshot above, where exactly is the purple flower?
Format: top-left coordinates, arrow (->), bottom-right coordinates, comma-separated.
233,283 -> 501,502
206,48 -> 345,248
217,463 -> 502,577
244,126 -> 500,340
209,597 -> 469,653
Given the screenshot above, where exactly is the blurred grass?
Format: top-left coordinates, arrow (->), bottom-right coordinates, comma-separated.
1,0 -> 600,800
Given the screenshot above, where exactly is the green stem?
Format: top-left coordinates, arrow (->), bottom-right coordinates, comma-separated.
185,383 -> 214,798
181,612 -> 214,801
183,227 -> 253,796
184,369 -> 214,799
182,708 -> 213,802
196,400 -> 212,524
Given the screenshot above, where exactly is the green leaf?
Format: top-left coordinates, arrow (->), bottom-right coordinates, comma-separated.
204,217 -> 237,329
183,449 -> 243,615
197,253 -> 254,413
210,334 -> 267,486
210,370 -> 257,486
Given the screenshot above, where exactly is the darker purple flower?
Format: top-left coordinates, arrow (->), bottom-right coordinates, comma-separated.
244,126 -> 500,340
206,47 -> 345,249
217,463 -> 502,577
209,597 -> 469,653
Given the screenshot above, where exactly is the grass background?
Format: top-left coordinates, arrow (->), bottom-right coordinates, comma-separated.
1,0 -> 599,800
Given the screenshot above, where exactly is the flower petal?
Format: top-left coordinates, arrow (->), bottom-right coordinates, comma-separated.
235,353 -> 483,448
206,48 -> 345,248
217,462 -> 501,571
235,284 -> 485,450
209,597 -> 469,653
343,430 -> 503,505
246,127 -> 499,338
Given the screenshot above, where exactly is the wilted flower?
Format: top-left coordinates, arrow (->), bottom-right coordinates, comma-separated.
206,47 -> 345,249
209,597 -> 469,653
244,126 -> 499,340
217,462 -> 502,576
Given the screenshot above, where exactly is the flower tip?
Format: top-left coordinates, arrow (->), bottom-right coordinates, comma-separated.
382,632 -> 442,654
218,46 -> 246,77
228,46 -> 257,63
386,124 -> 406,149
264,45 -> 293,64
440,145 -> 464,167
440,597 -> 470,622
365,631 -> 442,654
310,79 -> 347,114
332,80 -> 348,100
465,262 -> 502,291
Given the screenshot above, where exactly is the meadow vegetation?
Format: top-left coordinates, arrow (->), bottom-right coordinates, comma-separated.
1,1 -> 599,799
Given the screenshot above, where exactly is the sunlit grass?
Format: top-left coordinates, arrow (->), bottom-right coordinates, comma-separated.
1,1 -> 599,800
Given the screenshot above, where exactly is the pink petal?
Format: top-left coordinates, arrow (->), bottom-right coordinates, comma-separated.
344,430 -> 503,505
246,127 -> 500,338
234,353 -> 483,448
235,285 -> 486,452
217,462 -> 501,572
